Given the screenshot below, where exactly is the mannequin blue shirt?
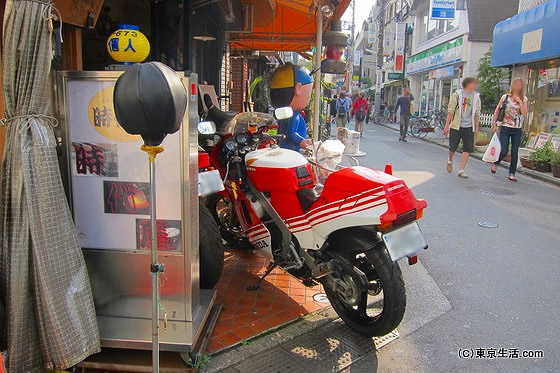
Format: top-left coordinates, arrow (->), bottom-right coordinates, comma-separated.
278,111 -> 307,151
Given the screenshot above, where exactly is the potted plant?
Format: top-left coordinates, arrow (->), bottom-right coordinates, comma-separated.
529,141 -> 554,172
474,132 -> 489,153
520,155 -> 536,169
551,149 -> 560,178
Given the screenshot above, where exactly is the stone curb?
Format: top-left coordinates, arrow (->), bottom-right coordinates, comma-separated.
377,122 -> 560,188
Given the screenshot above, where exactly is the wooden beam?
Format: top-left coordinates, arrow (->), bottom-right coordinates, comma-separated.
53,0 -> 104,28
62,25 -> 83,71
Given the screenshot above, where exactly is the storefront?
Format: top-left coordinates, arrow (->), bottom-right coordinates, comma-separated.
493,0 -> 560,138
407,36 -> 466,114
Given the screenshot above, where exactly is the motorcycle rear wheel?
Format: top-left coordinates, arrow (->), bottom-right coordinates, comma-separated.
323,247 -> 406,337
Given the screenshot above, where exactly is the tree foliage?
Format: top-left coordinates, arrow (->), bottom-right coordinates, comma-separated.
477,47 -> 507,112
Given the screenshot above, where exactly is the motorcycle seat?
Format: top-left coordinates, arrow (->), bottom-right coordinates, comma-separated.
296,187 -> 320,213
203,94 -> 236,133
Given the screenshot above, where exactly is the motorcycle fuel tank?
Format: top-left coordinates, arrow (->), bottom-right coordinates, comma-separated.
245,147 -> 308,169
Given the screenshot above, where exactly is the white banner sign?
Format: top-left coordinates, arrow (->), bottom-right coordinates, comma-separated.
394,23 -> 406,73
354,49 -> 361,66
368,22 -> 377,44
430,0 -> 456,20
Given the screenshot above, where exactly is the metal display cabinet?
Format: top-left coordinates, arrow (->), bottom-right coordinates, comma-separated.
56,71 -> 215,352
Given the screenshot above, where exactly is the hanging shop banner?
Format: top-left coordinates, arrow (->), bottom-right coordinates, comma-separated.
368,22 -> 377,44
407,36 -> 464,75
61,74 -> 183,252
354,49 -> 361,66
394,23 -> 406,72
429,0 -> 456,20
429,66 -> 455,79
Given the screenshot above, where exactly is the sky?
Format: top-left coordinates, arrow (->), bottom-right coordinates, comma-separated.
340,0 -> 372,36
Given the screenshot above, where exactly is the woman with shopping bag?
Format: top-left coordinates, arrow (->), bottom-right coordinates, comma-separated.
490,78 -> 528,181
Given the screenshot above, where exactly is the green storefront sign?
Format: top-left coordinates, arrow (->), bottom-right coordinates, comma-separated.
407,36 -> 464,75
388,73 -> 404,80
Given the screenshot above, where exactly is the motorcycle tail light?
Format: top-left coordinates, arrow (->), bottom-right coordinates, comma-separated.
394,209 -> 416,227
416,209 -> 424,220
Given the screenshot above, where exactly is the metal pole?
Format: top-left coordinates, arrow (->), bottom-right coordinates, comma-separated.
374,0 -> 387,113
349,0 -> 356,94
312,7 -> 322,142
150,159 -> 159,373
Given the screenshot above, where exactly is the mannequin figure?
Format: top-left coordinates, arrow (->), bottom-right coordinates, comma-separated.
269,63 -> 314,151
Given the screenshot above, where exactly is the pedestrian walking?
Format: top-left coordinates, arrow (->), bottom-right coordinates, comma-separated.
329,94 -> 338,125
335,92 -> 351,128
443,77 -> 481,178
352,92 -> 369,135
490,78 -> 528,181
394,88 -> 414,142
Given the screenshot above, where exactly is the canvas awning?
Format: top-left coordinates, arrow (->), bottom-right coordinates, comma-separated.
229,0 -> 351,52
492,0 -> 560,67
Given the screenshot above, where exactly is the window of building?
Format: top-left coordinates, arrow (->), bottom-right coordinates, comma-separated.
419,13 -> 459,44
526,62 -> 560,133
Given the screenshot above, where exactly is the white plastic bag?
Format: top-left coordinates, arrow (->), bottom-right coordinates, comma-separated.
483,133 -> 501,163
316,139 -> 345,170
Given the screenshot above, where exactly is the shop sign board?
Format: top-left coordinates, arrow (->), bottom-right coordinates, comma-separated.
388,73 -> 404,80
394,23 -> 406,72
429,66 -> 455,79
61,74 -> 183,252
368,22 -> 377,44
354,49 -> 361,66
407,36 -> 463,75
430,0 -> 456,20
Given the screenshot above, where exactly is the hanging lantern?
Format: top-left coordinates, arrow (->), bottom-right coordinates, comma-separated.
322,20 -> 348,74
107,24 -> 150,64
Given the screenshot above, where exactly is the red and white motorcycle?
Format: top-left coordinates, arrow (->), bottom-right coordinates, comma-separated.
201,106 -> 428,337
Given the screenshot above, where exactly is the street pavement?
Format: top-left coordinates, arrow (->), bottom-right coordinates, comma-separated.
352,123 -> 560,372
205,122 -> 560,373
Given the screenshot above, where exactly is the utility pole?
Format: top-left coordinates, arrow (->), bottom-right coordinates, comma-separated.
374,0 -> 386,113
348,0 -> 356,94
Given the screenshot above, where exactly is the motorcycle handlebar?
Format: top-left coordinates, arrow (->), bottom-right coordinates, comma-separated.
234,160 -> 243,183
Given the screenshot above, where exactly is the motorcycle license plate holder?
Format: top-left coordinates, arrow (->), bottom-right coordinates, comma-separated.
382,222 -> 427,262
198,169 -> 225,197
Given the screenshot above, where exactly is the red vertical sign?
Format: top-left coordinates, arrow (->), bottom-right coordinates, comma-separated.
395,55 -> 404,72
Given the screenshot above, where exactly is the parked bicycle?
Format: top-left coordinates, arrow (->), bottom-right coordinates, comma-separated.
409,108 -> 447,139
372,110 -> 392,125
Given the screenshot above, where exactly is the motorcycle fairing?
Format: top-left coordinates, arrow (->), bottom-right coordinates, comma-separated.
285,186 -> 388,249
223,180 -> 274,258
284,166 -> 426,250
245,223 -> 273,257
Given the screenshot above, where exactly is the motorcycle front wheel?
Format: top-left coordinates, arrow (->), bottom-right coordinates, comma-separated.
323,247 -> 406,337
206,194 -> 253,249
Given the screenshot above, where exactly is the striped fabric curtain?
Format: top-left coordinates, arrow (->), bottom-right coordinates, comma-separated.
0,1 -> 100,371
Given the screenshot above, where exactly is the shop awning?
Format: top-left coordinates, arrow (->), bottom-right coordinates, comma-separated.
492,0 -> 560,67
229,0 -> 351,52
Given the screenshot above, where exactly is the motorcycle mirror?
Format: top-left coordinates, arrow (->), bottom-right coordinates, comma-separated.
198,121 -> 216,135
274,107 -> 293,121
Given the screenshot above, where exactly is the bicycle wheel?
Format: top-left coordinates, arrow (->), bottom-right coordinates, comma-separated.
374,112 -> 384,125
411,119 -> 429,139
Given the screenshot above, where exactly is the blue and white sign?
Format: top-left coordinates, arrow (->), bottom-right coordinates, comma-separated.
430,0 -> 456,20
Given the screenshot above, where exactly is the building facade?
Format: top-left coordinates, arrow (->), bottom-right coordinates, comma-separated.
493,0 -> 560,136
407,0 -> 518,114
